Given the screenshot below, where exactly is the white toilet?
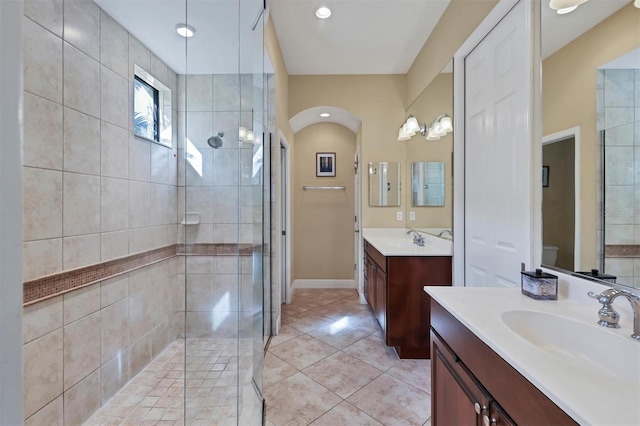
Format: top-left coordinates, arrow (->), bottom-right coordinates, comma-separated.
542,245 -> 559,266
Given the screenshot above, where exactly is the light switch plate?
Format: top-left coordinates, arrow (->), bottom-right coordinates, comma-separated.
396,211 -> 403,221
409,211 -> 416,221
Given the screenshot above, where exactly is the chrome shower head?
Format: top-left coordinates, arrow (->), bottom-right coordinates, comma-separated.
207,131 -> 224,149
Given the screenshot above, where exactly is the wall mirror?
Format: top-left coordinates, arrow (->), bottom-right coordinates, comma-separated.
541,1 -> 639,290
412,162 -> 445,207
404,61 -> 453,227
368,162 -> 401,207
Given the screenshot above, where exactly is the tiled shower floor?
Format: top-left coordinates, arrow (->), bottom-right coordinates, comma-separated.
265,289 -> 432,426
84,338 -> 245,426
85,288 -> 432,426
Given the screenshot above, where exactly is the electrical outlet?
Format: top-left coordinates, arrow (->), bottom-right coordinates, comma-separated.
409,211 -> 416,221
396,211 -> 403,221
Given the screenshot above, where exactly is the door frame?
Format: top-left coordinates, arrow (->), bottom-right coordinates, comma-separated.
542,126 -> 582,271
453,0 -> 542,286
278,130 -> 292,308
354,145 -> 365,303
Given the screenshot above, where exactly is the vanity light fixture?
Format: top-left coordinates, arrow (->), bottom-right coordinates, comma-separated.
635,0 -> 640,8
315,6 -> 332,19
397,114 -> 453,141
548,0 -> 588,14
176,23 -> 195,38
320,112 -> 331,118
239,126 -> 259,145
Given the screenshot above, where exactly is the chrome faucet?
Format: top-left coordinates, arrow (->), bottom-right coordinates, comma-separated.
588,288 -> 640,341
438,229 -> 453,238
406,229 -> 425,247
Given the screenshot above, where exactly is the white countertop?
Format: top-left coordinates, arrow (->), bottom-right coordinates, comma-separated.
363,228 -> 452,257
424,286 -> 640,425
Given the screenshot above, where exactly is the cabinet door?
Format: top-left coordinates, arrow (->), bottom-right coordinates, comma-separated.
432,331 -> 488,426
366,256 -> 376,312
375,265 -> 386,334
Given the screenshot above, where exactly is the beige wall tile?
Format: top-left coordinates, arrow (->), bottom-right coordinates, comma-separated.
186,274 -> 214,312
23,92 -> 63,170
101,65 -> 129,129
23,16 -> 62,103
128,35 -> 151,83
23,239 -> 63,281
101,177 -> 129,232
129,181 -> 151,229
100,10 -> 128,79
100,350 -> 130,404
128,267 -> 152,295
101,298 -> 130,363
23,167 -> 63,241
23,329 -> 63,418
101,274 -> 129,308
186,75 -> 213,112
24,0 -> 62,37
101,121 -> 129,179
127,335 -> 151,378
63,0 -> 100,60
63,284 -> 100,325
63,311 -> 100,390
129,287 -> 155,342
149,321 -> 170,359
101,230 -> 129,261
63,369 -> 100,426
63,107 -> 100,175
63,172 -> 100,237
24,395 -> 63,426
129,227 -> 155,254
150,144 -> 170,184
63,233 -> 100,270
129,135 -> 151,182
186,256 -> 214,274
63,42 -> 100,118
23,295 -> 63,344
150,183 -> 170,226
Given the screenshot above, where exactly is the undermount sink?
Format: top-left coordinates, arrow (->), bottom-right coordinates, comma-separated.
501,310 -> 640,384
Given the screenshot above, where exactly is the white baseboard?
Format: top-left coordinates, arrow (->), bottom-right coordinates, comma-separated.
292,279 -> 357,290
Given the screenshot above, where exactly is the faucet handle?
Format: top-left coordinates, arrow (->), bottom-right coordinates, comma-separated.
588,291 -> 621,328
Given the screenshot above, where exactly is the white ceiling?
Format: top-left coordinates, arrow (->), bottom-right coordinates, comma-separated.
94,0 -> 632,76
268,0 -> 450,75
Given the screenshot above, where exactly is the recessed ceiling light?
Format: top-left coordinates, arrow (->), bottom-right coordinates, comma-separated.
320,113 -> 330,118
176,24 -> 195,38
315,6 -> 331,19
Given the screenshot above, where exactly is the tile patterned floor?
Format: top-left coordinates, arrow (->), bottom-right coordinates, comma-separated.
83,338 -> 249,426
265,289 -> 432,426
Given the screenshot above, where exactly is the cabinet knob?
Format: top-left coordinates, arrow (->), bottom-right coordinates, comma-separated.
483,415 -> 497,426
474,403 -> 481,414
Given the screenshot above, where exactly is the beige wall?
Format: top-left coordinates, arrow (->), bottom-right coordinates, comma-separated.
542,139 -> 575,271
292,123 -> 356,279
289,75 -> 407,228
542,4 -> 640,269
406,0 -> 498,105
405,72 -> 453,229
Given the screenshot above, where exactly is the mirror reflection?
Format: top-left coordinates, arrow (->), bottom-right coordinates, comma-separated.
412,162 -> 445,207
541,1 -> 639,289
404,61 -> 453,228
368,162 -> 401,207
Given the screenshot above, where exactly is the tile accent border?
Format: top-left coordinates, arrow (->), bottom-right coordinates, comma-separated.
605,245 -> 640,258
24,243 -> 260,306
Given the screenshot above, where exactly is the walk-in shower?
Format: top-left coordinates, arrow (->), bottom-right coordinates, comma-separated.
20,0 -> 270,424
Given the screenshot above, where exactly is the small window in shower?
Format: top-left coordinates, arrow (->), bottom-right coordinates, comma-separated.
134,76 -> 159,142
133,65 -> 172,148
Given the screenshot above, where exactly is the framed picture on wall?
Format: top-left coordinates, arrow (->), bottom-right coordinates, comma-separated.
542,166 -> 549,187
316,152 -> 336,177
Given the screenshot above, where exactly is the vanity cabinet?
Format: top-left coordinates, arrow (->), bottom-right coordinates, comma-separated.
363,240 -> 452,358
430,300 -> 576,425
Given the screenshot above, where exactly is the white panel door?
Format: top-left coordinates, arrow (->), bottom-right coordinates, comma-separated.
464,0 -> 532,288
